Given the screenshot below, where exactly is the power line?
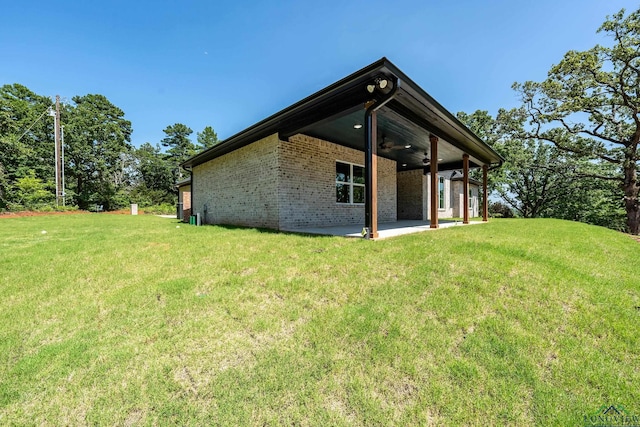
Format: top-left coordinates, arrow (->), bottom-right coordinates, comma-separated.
17,108 -> 50,141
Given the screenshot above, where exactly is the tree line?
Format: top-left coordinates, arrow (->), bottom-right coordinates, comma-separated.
0,84 -> 218,212
457,7 -> 639,234
1,8 -> 639,234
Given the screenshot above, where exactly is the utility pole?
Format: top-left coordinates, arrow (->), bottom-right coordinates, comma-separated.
53,95 -> 62,207
61,124 -> 65,206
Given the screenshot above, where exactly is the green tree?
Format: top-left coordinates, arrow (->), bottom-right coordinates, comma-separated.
14,170 -> 54,209
457,110 -> 500,190
63,94 -> 132,210
513,8 -> 640,233
0,162 -> 7,209
161,123 -> 194,181
196,125 -> 219,151
544,169 -> 626,230
0,84 -> 55,195
131,142 -> 176,205
458,109 -> 609,221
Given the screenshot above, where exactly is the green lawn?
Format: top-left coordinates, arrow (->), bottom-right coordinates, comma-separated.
0,215 -> 638,426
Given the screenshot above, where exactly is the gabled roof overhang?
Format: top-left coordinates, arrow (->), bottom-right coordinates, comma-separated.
182,58 -> 503,171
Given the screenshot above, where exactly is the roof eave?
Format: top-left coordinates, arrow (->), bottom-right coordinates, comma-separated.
182,57 -> 504,169
182,57 -> 392,169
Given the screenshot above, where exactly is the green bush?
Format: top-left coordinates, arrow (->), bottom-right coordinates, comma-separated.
489,201 -> 515,218
14,171 -> 54,209
141,203 -> 176,215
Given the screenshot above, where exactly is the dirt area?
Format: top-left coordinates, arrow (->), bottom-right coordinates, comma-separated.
0,209 -> 145,218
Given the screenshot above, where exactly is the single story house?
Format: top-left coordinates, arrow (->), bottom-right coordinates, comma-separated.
181,58 -> 503,238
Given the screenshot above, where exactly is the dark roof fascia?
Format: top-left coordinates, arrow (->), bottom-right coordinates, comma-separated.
451,176 -> 483,186
383,62 -> 504,165
182,58 -> 391,169
182,57 -> 504,168
176,178 -> 191,188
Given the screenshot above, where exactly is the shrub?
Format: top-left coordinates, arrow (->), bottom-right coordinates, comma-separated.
142,203 -> 176,215
489,201 -> 515,218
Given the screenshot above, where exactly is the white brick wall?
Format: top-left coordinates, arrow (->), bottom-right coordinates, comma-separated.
451,181 -> 480,218
192,134 -> 280,228
397,169 -> 425,220
279,134 -> 397,228
192,132 -> 397,230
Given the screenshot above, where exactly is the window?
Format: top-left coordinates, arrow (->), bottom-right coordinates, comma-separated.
438,177 -> 445,209
469,188 -> 473,209
336,161 -> 365,204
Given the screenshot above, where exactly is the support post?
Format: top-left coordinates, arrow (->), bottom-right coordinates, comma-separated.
363,76 -> 398,239
463,154 -> 469,224
430,134 -> 439,228
365,109 -> 379,239
482,164 -> 489,222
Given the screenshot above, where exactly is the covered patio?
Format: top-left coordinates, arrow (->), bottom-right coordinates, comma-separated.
277,58 -> 504,238
182,58 -> 503,235
283,219 -> 486,239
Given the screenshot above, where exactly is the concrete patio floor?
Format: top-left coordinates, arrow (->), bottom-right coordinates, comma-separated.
283,219 -> 486,239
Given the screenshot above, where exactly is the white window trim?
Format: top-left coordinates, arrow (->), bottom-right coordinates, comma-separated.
438,176 -> 446,210
336,160 -> 365,205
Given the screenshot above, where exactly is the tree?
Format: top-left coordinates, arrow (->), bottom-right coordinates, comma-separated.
0,84 -> 56,209
162,123 -> 195,162
161,123 -> 195,181
544,168 -> 626,230
459,109 -> 582,218
457,110 -> 500,191
0,84 -> 55,189
63,94 -> 132,210
513,8 -> 640,234
196,125 -> 219,150
131,142 -> 176,205
14,170 -> 54,209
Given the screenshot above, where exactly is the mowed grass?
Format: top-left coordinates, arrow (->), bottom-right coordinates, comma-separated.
0,215 -> 638,426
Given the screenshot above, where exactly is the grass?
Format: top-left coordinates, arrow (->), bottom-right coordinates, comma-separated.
0,215 -> 638,426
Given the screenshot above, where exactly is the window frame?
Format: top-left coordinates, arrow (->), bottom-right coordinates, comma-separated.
438,176 -> 445,210
336,161 -> 365,205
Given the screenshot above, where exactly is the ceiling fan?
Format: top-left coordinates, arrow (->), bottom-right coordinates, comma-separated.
379,135 -> 408,151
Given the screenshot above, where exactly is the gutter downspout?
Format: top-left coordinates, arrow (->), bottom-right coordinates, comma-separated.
488,160 -> 503,172
364,76 -> 399,239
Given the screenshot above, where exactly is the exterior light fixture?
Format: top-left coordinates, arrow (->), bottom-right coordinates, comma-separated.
422,153 -> 430,175
402,163 -> 407,167
353,123 -> 363,129
366,76 -> 393,94
404,144 -> 411,149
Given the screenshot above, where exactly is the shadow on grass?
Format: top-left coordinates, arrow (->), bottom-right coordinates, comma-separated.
189,222 -> 338,239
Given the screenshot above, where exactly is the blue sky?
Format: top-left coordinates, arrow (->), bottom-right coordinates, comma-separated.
2,0 -> 637,148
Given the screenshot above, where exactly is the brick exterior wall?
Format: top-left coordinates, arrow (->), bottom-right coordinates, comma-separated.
178,185 -> 191,209
191,133 -> 397,230
192,134 -> 280,228
402,172 -> 480,220
191,131 -> 485,227
451,181 -> 479,218
397,169 -> 425,220
278,134 -> 396,228
178,184 -> 191,222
